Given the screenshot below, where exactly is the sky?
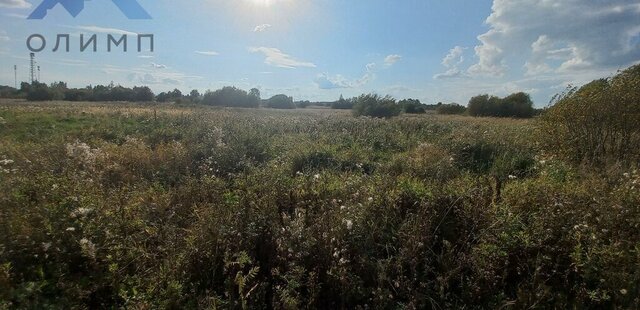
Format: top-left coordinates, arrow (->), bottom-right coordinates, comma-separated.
0,0 -> 639,106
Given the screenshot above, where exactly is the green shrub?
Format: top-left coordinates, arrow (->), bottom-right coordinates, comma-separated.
352,94 -> 401,118
436,103 -> 466,115
468,92 -> 535,118
265,94 -> 295,109
539,64 -> 640,165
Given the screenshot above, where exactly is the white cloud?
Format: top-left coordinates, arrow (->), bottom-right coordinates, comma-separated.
315,72 -> 373,89
442,46 -> 465,67
468,0 -> 640,77
0,0 -> 31,9
3,12 -> 27,18
73,25 -> 137,36
384,54 -> 402,67
151,62 -> 167,69
253,24 -> 272,32
0,30 -> 9,42
434,46 -> 467,79
195,51 -> 219,56
249,47 -> 316,69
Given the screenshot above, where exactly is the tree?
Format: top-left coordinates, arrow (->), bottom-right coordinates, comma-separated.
265,94 -> 295,109
399,99 -> 426,114
331,95 -> 354,109
539,64 -> 640,164
201,86 -> 259,108
352,94 -> 401,118
436,103 -> 466,115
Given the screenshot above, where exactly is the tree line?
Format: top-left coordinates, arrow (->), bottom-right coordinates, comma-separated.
0,81 -> 537,118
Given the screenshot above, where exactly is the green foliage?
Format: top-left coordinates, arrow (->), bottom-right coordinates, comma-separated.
265,94 -> 295,109
331,95 -> 354,110
201,86 -> 260,108
352,94 -> 401,118
468,92 -> 535,118
399,99 -> 426,114
539,64 -> 640,165
0,101 -> 637,309
436,103 -> 466,115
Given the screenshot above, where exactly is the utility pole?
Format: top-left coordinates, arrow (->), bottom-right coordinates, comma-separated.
29,53 -> 36,84
14,65 -> 17,89
37,66 -> 41,82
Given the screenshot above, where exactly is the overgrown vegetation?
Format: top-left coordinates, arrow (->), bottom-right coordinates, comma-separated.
0,87 -> 638,308
436,103 -> 466,115
352,93 -> 402,118
468,92 -> 535,118
539,64 -> 640,165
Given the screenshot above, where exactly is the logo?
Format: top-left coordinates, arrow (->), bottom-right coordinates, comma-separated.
28,0 -> 151,19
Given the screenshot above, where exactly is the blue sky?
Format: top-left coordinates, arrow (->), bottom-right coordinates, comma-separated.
1,0 -> 639,106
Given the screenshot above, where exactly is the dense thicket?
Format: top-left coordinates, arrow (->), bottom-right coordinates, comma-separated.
398,99 -> 427,114
539,64 -> 640,165
201,86 -> 260,108
265,94 -> 295,109
352,94 -> 401,118
468,92 -> 535,118
15,82 -> 155,102
436,103 -> 466,115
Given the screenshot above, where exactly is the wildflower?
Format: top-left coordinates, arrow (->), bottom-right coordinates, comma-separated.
71,207 -> 92,218
623,172 -> 630,178
66,227 -> 76,232
340,205 -> 347,210
42,242 -> 52,252
0,159 -> 14,165
508,175 -> 517,180
368,197 -> 373,202
0,116 -> 5,124
79,238 -> 96,259
620,289 -> 628,295
313,174 -> 320,180
344,219 -> 353,230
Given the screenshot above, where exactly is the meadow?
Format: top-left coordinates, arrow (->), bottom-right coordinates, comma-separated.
0,99 -> 638,309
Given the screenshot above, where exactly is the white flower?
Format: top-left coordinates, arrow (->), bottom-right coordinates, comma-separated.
71,207 -> 92,218
340,205 -> 347,210
79,238 -> 96,259
344,219 -> 353,230
620,289 -> 628,295
368,197 -> 373,202
508,175 -> 517,180
65,227 -> 76,232
42,242 -> 52,252
313,174 -> 320,180
0,159 -> 14,165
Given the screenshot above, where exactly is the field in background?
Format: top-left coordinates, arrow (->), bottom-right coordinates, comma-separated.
0,99 -> 638,308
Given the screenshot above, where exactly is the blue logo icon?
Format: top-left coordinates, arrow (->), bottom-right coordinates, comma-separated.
28,0 -> 151,19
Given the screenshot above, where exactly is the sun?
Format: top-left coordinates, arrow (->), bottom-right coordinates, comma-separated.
247,0 -> 274,7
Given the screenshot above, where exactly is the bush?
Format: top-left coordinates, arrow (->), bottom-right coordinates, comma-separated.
26,82 -> 63,101
468,92 -> 534,118
436,103 -> 466,115
352,94 -> 401,118
399,99 -> 426,114
539,64 -> 640,165
201,86 -> 260,108
265,94 -> 295,109
331,95 -> 354,110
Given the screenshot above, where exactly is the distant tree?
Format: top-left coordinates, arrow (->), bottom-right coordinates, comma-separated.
133,86 -> 154,102
467,93 -> 534,118
399,99 -> 426,114
436,103 -> 466,115
352,94 -> 401,118
202,86 -> 259,108
331,95 -> 354,109
295,100 -> 311,108
266,94 -> 296,109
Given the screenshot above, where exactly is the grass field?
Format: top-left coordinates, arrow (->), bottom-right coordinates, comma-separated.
0,99 -> 638,308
